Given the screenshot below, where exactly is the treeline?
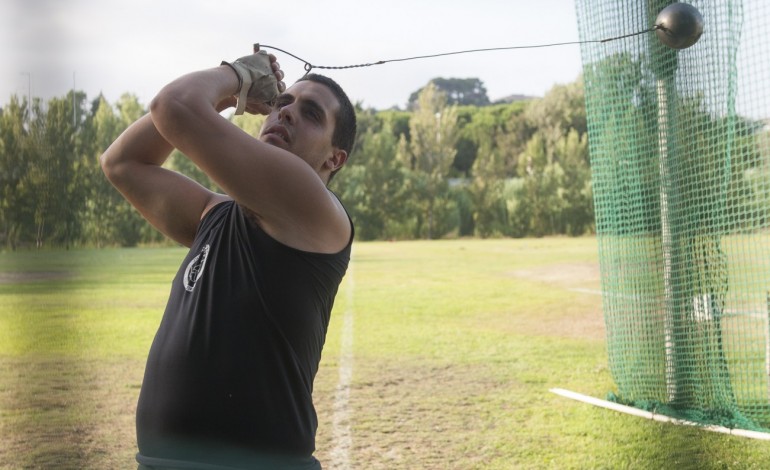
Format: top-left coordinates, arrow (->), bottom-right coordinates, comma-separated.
0,78 -> 593,249
333,80 -> 592,240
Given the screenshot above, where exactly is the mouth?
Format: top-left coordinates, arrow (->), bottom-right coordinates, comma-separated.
262,125 -> 290,146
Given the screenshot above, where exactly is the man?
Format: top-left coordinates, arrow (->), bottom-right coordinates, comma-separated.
101,48 -> 356,469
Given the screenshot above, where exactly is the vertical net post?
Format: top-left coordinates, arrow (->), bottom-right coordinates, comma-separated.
656,76 -> 677,402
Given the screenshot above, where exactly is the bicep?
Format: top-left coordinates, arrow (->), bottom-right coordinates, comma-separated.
104,160 -> 227,247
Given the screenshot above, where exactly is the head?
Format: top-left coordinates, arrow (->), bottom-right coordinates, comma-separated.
259,73 -> 356,184
298,74 -> 357,162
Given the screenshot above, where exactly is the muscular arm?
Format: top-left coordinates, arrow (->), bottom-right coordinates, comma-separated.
100,113 -> 228,247
149,66 -> 351,253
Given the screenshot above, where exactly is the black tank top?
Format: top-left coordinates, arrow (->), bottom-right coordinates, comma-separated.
136,200 -> 352,468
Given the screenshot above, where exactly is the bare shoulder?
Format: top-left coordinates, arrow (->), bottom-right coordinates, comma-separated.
244,190 -> 351,254
329,190 -> 353,242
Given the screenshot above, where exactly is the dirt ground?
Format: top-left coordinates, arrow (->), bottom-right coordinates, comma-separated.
314,359 -> 513,470
0,356 -> 143,469
509,262 -> 601,288
508,262 -> 606,341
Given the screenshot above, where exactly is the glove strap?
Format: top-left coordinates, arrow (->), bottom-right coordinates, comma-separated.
232,63 -> 252,115
220,61 -> 251,115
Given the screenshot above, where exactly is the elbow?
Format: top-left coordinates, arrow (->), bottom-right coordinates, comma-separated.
100,142 -> 131,185
148,92 -> 166,120
99,146 -> 115,178
99,149 -> 121,184
150,85 -> 194,140
149,92 -> 170,133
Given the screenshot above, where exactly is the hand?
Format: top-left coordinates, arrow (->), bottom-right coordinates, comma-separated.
242,54 -> 286,115
222,48 -> 287,115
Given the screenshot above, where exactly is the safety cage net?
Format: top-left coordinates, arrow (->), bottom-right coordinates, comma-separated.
575,0 -> 770,430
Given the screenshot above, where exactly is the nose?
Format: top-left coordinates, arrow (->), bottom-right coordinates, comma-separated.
278,103 -> 295,125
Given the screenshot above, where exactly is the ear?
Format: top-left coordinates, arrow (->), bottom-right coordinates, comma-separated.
325,148 -> 348,172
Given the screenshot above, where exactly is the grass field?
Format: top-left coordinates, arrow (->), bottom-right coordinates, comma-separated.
2,239 -> 770,469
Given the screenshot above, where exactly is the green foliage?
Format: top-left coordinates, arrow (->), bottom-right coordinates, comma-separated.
0,75 -> 600,247
330,116 -> 414,240
0,92 -> 162,249
403,83 -> 460,239
0,97 -> 32,249
4,68 -> 763,246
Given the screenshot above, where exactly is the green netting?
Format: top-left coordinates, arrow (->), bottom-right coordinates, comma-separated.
575,0 -> 770,431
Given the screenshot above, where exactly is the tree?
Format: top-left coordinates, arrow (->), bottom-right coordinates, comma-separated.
555,128 -> 593,235
332,106 -> 423,240
400,83 -> 459,238
502,78 -> 592,237
511,132 -> 565,236
0,96 -> 33,248
524,79 -> 587,164
1,74 -> 601,245
408,78 -> 490,109
27,93 -> 83,247
79,94 -> 152,247
332,119 -> 414,240
466,102 -> 533,236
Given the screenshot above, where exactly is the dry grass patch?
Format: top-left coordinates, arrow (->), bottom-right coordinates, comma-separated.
345,359 -> 512,470
0,356 -> 143,469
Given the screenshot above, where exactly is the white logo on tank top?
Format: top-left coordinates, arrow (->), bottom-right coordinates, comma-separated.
183,244 -> 210,292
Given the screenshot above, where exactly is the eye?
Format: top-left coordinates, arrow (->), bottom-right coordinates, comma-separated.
273,96 -> 292,109
302,104 -> 324,122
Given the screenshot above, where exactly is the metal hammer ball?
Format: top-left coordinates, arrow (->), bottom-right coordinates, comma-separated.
655,3 -> 704,49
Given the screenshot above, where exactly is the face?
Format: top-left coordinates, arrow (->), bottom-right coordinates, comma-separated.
259,80 -> 343,175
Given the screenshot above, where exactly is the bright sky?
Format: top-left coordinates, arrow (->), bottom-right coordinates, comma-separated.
1,0 -> 584,110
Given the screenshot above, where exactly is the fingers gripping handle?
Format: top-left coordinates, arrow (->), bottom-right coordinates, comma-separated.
221,45 -> 279,115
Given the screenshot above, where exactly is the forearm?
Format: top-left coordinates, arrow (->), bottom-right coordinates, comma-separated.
102,67 -> 237,176
149,66 -> 240,146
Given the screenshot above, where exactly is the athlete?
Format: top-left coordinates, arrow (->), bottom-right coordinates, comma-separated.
100,47 -> 356,469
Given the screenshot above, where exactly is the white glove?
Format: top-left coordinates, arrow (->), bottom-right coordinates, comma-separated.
221,46 -> 279,115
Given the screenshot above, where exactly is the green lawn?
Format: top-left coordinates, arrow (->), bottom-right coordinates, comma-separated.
1,240 -> 770,469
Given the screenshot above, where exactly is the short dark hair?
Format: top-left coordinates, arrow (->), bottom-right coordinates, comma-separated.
296,73 -> 357,171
